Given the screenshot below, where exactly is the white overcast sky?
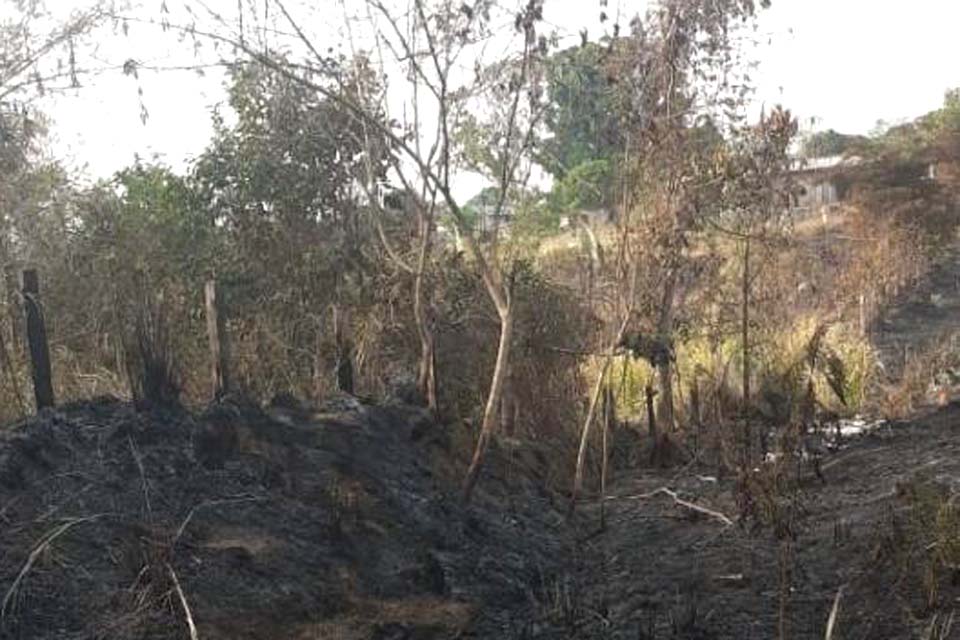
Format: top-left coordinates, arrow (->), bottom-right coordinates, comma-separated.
21,0 -> 960,196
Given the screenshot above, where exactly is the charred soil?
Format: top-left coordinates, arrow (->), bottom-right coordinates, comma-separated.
3,396 -> 960,639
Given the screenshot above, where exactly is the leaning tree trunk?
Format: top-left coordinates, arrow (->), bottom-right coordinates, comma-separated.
571,356 -> 612,510
462,305 -> 514,502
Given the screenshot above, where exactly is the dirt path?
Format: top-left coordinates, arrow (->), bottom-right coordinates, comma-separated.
564,406 -> 960,639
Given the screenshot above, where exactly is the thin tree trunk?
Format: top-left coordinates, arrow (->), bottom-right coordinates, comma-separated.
205,280 -> 230,401
656,276 -> 678,432
646,383 -> 659,465
571,356 -> 612,510
742,237 -> 754,462
413,207 -> 439,413
462,306 -> 513,502
417,333 -> 438,410
414,279 -> 438,412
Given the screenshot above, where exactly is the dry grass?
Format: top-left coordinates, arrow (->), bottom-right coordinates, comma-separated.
869,474 -> 960,626
878,331 -> 960,419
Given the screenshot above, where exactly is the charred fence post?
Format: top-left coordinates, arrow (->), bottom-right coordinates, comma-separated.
204,279 -> 231,400
22,269 -> 54,411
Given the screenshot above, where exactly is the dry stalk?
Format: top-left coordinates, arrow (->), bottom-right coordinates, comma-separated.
166,563 -> 199,640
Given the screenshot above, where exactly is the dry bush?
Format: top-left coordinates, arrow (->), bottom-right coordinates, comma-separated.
875,475 -> 960,617
878,331 -> 960,419
431,258 -> 593,437
125,292 -> 181,410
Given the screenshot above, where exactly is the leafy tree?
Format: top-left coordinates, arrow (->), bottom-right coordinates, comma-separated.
801,129 -> 868,158
192,58 -> 392,397
931,88 -> 960,133
111,165 -> 212,284
539,43 -> 623,181
549,158 -> 612,212
572,0 -> 776,505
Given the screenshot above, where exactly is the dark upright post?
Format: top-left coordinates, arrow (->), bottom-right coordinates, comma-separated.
23,269 -> 53,410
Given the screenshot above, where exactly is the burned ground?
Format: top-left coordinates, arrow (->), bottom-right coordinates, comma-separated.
570,405 -> 960,639
4,394 -> 960,639
0,398 -> 571,640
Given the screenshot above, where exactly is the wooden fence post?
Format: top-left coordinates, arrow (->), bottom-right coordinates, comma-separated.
22,269 -> 54,410
205,280 -> 230,400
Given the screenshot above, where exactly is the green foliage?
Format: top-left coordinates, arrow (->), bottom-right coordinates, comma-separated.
509,192 -> 560,240
194,59 -> 386,233
189,59 -> 394,398
929,88 -> 960,133
112,165 -> 213,284
801,129 -> 868,158
455,115 -> 500,178
861,88 -> 960,161
549,159 -> 611,212
539,43 -> 622,183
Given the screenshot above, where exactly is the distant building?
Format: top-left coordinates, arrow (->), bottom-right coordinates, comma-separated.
788,155 -> 863,216
558,208 -> 613,230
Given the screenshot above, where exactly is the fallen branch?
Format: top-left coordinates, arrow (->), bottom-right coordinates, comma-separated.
2,514 -> 107,620
167,563 -> 199,640
609,487 -> 734,527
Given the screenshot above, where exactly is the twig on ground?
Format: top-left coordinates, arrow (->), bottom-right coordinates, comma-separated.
609,487 -> 734,526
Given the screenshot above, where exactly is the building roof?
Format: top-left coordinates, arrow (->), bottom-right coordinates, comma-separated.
789,154 -> 864,174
